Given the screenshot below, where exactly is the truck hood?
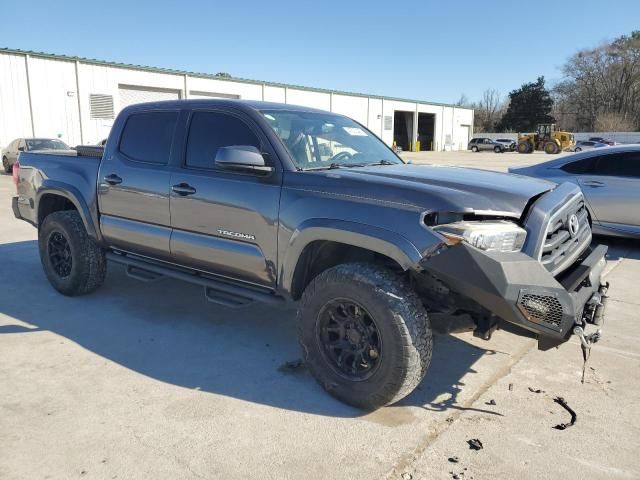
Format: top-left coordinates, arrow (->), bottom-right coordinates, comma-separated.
298,164 -> 556,217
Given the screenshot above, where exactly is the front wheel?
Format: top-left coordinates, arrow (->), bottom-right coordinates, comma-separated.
494,146 -> 503,153
297,263 -> 433,410
38,211 -> 107,296
575,147 -> 582,152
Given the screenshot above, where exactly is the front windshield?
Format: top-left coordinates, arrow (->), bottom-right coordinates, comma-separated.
27,139 -> 69,151
261,110 -> 403,170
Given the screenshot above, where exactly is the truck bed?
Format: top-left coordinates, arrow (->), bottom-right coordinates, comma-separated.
14,149 -> 102,229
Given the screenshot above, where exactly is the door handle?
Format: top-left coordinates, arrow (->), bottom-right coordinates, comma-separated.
172,183 -> 196,196
104,174 -> 122,185
583,180 -> 605,188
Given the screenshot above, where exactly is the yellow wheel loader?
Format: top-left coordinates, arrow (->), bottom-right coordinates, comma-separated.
517,124 -> 575,154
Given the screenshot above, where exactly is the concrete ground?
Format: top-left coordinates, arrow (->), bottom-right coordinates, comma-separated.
0,151 -> 638,480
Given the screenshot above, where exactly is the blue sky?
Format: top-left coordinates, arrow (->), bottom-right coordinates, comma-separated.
2,0 -> 639,104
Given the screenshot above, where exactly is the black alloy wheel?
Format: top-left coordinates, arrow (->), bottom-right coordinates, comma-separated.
316,298 -> 382,381
48,231 -> 73,277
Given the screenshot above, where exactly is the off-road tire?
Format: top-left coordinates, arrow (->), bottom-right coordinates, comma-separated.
38,211 -> 107,296
471,146 -> 479,152
2,156 -> 10,174
297,263 -> 432,410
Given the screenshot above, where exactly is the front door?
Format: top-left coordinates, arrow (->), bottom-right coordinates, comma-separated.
577,151 -> 640,233
97,109 -> 179,260
169,109 -> 282,287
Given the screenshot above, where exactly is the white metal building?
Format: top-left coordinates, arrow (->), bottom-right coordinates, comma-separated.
0,48 -> 473,151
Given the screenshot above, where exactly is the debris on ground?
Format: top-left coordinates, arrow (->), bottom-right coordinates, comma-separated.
467,438 -> 483,450
401,472 -> 413,480
446,416 -> 454,424
277,359 -> 306,375
553,397 -> 577,430
448,456 -> 459,463
528,387 -> 544,393
508,383 -> 513,391
485,399 -> 496,405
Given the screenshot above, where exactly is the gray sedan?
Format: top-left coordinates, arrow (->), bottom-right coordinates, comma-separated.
509,145 -> 640,239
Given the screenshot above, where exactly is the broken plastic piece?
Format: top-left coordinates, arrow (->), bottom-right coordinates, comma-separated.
467,439 -> 483,450
528,387 -> 543,393
448,456 -> 460,463
553,397 -> 577,430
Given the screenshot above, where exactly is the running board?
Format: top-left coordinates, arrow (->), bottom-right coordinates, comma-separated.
106,252 -> 284,308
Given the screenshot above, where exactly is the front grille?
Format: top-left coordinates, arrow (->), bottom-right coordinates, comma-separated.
517,292 -> 563,328
539,196 -> 591,275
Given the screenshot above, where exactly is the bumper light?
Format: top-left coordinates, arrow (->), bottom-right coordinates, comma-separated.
434,220 -> 527,252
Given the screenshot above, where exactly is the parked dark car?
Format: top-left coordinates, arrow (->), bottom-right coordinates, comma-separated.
588,137 -> 616,146
468,137 -> 505,153
12,99 -> 609,409
2,137 -> 69,173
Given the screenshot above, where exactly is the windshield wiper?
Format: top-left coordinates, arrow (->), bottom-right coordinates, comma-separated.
303,163 -> 367,171
366,159 -> 397,166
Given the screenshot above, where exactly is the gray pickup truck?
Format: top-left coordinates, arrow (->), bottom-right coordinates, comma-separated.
12,99 -> 608,409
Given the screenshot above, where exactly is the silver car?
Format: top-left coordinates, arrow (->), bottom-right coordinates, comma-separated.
468,137 -> 505,153
2,137 -> 69,173
509,145 -> 640,238
568,140 -> 608,152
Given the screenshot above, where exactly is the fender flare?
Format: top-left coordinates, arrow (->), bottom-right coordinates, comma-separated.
279,218 -> 422,294
36,181 -> 102,242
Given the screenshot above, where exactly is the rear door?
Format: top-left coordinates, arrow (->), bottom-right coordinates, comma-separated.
168,108 -> 282,287
97,109 -> 180,260
577,151 -> 640,232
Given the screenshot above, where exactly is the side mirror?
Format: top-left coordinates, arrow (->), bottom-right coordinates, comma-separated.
215,145 -> 273,175
17,146 -> 25,152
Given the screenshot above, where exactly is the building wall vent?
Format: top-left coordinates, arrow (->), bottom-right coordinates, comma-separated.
89,94 -> 115,119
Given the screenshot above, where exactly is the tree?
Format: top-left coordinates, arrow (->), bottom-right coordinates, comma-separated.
554,31 -> 640,131
475,88 -> 503,132
497,77 -> 555,132
456,89 -> 506,132
215,72 -> 232,78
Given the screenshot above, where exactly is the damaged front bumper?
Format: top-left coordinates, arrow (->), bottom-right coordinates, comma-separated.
421,243 -> 608,350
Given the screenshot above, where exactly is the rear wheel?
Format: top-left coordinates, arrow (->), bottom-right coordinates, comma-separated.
38,211 -> 107,296
297,263 -> 432,410
2,156 -> 10,174
471,146 -> 479,152
517,142 -> 532,154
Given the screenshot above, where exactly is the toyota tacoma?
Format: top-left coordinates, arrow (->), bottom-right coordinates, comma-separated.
12,100 -> 608,409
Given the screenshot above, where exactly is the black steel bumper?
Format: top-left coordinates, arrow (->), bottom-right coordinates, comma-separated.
421,243 -> 608,350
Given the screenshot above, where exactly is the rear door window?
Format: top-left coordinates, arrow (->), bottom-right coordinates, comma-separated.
594,152 -> 640,178
119,111 -> 178,165
185,111 -> 261,170
561,156 -> 598,174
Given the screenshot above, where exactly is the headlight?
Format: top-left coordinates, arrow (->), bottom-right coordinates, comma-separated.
434,220 -> 527,252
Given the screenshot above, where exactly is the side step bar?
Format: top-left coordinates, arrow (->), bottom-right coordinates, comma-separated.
106,252 -> 285,308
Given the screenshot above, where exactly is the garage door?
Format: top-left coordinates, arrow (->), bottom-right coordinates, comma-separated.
118,85 -> 181,109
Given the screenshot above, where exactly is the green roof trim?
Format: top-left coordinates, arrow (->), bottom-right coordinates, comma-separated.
0,47 -> 470,110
